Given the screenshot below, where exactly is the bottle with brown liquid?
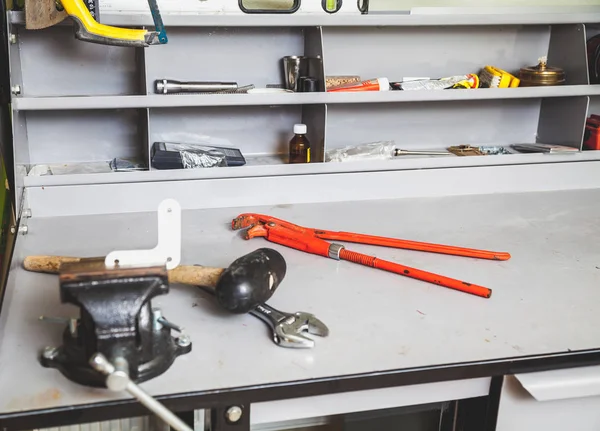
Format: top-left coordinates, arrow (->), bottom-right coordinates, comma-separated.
289,124 -> 311,164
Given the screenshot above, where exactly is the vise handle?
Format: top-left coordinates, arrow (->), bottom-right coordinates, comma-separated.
23,255 -> 224,287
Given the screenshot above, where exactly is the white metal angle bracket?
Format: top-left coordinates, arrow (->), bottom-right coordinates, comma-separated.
105,199 -> 181,270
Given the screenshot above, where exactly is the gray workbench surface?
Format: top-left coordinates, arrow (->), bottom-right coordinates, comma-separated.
1,188 -> 599,413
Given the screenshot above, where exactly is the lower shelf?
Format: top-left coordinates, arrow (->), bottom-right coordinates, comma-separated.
22,151 -> 600,188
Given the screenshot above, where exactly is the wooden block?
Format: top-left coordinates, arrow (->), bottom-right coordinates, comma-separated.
25,0 -> 68,30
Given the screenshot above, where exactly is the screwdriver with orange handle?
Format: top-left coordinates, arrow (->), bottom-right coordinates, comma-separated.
232,214 -> 511,299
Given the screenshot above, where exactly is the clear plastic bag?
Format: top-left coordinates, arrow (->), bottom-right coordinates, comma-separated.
109,158 -> 146,172
325,141 -> 396,163
163,143 -> 228,168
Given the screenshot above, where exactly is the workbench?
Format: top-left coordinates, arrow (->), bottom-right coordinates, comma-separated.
3,3 -> 600,430
0,161 -> 600,430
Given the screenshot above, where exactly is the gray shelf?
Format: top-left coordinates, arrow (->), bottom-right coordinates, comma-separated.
9,8 -> 600,27
22,151 -> 600,188
12,86 -> 600,111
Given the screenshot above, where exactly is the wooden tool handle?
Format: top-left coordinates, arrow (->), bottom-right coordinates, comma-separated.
23,256 -> 225,287
23,255 -> 84,274
168,266 -> 224,288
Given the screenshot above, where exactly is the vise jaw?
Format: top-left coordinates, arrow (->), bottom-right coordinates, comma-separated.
41,259 -> 191,387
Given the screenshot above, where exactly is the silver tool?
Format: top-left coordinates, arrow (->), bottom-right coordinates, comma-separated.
196,285 -> 329,348
282,56 -> 308,92
209,84 -> 255,94
90,354 -> 193,431
394,149 -> 452,156
155,79 -> 238,94
250,303 -> 329,349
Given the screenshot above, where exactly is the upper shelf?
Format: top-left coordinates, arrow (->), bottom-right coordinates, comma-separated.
12,86 -> 600,111
8,7 -> 600,27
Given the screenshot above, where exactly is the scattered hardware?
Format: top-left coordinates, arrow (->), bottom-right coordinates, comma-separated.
447,145 -> 486,156
478,146 -> 512,155
209,84 -> 255,94
232,214 -> 511,299
248,88 -> 293,94
519,57 -> 565,86
479,66 -> 520,88
152,142 -> 246,169
511,143 -> 578,153
326,142 -> 451,162
109,158 -> 146,172
155,79 -> 238,94
395,149 -> 452,156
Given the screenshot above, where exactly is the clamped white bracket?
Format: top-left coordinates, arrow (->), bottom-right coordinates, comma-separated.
105,199 -> 181,270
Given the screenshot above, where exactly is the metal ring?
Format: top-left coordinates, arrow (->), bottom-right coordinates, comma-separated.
328,243 -> 345,260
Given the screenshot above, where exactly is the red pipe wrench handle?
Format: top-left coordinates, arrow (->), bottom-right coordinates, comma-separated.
263,228 -> 331,258
339,249 -> 492,298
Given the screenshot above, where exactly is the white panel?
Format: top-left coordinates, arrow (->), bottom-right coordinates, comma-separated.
252,378 -> 490,425
497,376 -> 600,431
515,366 -> 600,401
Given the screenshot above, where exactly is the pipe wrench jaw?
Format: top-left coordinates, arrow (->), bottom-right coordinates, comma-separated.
232,214 -> 268,231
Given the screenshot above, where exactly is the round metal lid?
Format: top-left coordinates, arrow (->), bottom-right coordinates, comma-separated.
520,57 -> 566,86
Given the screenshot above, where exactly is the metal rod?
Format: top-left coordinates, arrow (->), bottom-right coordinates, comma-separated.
395,149 -> 452,156
157,317 -> 184,333
125,381 -> 192,431
90,354 -> 193,431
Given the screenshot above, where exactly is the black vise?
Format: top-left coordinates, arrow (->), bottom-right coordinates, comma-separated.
40,259 -> 191,387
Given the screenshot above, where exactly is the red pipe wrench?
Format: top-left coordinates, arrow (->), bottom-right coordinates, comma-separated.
232,214 -> 511,299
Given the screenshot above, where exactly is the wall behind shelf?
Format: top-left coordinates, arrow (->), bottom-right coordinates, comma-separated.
144,27 -> 322,94
322,25 -> 551,81
23,110 -> 145,164
16,26 -> 142,97
147,105 -> 316,165
325,99 -> 541,151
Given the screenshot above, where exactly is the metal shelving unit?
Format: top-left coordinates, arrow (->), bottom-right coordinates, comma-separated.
7,13 -> 600,204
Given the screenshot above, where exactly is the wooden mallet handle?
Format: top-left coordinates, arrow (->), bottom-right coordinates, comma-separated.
23,256 -> 225,287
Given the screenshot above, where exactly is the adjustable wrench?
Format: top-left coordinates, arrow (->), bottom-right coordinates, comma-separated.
250,303 -> 329,349
197,285 -> 329,348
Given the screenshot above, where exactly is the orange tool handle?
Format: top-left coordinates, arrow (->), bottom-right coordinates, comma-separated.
339,249 -> 492,298
317,231 -> 511,261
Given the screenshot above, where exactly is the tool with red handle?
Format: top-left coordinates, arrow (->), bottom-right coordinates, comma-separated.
232,214 -> 511,299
